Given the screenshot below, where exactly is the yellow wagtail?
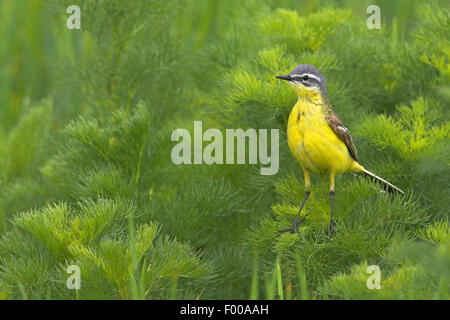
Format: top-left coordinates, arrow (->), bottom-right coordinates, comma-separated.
276,64 -> 404,235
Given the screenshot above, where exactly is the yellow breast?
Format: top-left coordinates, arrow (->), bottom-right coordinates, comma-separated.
287,99 -> 354,174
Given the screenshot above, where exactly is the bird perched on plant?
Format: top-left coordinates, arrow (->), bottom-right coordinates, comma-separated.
276,64 -> 404,236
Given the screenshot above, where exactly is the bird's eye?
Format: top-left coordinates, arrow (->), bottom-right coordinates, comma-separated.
302,75 -> 309,81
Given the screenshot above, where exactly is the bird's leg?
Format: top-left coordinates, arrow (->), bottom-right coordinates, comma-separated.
327,173 -> 336,236
279,171 -> 310,234
328,190 -> 335,236
279,191 -> 310,234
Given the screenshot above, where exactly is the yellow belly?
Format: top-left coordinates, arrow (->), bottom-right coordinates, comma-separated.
287,101 -> 354,174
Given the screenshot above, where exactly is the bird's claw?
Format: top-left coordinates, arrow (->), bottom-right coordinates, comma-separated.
278,224 -> 297,234
326,220 -> 335,237
279,214 -> 309,234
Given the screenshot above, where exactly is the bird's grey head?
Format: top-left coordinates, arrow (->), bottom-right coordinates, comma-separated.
275,64 -> 328,97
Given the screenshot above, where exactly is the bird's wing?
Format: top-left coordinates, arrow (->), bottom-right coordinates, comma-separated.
325,109 -> 358,162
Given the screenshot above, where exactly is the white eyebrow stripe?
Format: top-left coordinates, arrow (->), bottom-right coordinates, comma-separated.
291,73 -> 321,82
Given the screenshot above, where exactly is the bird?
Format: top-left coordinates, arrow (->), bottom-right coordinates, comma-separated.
275,64 -> 404,236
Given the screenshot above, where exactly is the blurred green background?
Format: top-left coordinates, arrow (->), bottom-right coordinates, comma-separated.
0,0 -> 448,300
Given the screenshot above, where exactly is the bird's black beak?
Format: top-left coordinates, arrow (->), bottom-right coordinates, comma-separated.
275,74 -> 292,81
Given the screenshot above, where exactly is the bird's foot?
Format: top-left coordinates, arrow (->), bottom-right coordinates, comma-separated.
326,220 -> 335,237
279,214 -> 309,234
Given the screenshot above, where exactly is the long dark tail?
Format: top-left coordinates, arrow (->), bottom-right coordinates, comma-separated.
362,169 -> 404,194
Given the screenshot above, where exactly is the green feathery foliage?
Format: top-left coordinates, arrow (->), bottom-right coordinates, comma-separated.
0,0 -> 448,300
